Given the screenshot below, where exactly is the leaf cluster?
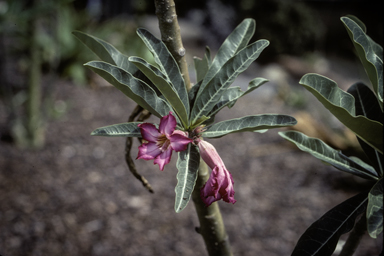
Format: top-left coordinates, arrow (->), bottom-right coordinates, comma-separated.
74,18 -> 297,212
279,15 -> 383,255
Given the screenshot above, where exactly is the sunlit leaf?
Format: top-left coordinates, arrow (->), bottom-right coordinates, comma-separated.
291,191 -> 368,256
203,114 -> 296,138
136,28 -> 189,115
279,131 -> 379,180
129,56 -> 189,128
85,61 -> 172,119
367,177 -> 383,238
91,122 -> 142,137
300,74 -> 383,153
344,15 -> 366,33
190,39 -> 269,124
175,144 -> 200,213
341,16 -> 383,108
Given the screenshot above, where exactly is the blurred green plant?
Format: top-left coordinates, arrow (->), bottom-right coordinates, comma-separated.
0,0 -> 151,147
279,15 -> 383,256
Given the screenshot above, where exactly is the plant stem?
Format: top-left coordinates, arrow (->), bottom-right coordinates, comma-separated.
192,161 -> 233,256
154,0 -> 191,91
339,214 -> 367,256
154,1 -> 233,255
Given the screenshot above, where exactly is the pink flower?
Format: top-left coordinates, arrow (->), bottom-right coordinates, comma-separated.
198,139 -> 236,207
137,112 -> 193,171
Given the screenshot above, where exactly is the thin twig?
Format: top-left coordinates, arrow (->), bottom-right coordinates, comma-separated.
125,105 -> 154,193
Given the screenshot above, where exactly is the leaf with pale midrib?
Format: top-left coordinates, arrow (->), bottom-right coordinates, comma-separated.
203,114 -> 296,138
341,16 -> 383,107
190,39 -> 269,124
300,73 -> 383,153
85,61 -> 173,119
175,144 -> 200,213
73,31 -> 132,72
197,19 -> 256,98
209,77 -> 269,117
136,28 -> 189,116
129,56 -> 189,128
279,131 -> 378,180
91,122 -> 142,137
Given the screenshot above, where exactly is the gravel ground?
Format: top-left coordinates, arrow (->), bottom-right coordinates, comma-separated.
0,68 -> 382,255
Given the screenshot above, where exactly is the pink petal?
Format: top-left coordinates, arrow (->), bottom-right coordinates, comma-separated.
137,142 -> 162,160
198,140 -> 225,170
200,166 -> 236,207
154,148 -> 173,171
159,112 -> 176,136
198,140 -> 236,206
138,123 -> 161,142
200,190 -> 220,207
219,169 -> 236,204
169,133 -> 193,152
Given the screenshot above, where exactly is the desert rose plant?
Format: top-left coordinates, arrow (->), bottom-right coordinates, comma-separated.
279,15 -> 383,256
73,1 -> 297,255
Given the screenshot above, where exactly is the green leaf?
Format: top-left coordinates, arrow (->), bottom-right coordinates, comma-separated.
300,74 -> 383,153
205,46 -> 212,65
129,56 -> 189,128
190,39 -> 270,124
278,131 -> 379,180
291,191 -> 368,256
91,122 -> 142,137
209,87 -> 244,116
190,115 -> 211,130
197,19 -> 256,97
344,15 -> 366,33
73,31 -> 164,95
341,16 -> 383,108
136,28 -> 189,115
203,114 -> 296,138
85,61 -> 172,119
348,82 -> 383,175
193,56 -> 208,83
175,144 -> 200,213
367,177 -> 383,238
73,31 -> 132,72
209,77 -> 269,117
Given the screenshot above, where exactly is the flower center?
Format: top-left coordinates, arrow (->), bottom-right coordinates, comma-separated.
156,134 -> 171,152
